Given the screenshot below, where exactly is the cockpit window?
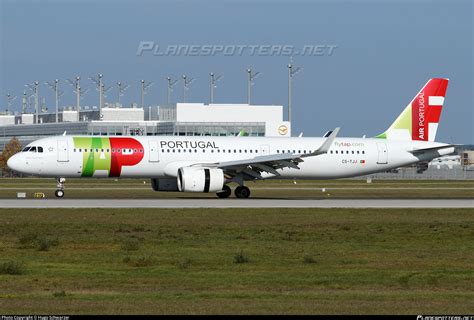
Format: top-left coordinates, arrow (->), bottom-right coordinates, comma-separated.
22,146 -> 44,152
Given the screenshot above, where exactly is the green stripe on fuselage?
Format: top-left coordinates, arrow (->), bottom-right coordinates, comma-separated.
73,137 -> 111,177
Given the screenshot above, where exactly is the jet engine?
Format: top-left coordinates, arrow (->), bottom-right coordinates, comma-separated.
177,167 -> 225,192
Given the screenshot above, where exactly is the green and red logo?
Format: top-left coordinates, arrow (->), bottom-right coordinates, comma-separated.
73,137 -> 144,177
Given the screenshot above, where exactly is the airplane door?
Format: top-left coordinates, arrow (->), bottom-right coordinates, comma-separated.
260,144 -> 270,156
149,141 -> 159,162
57,140 -> 69,162
376,142 -> 388,164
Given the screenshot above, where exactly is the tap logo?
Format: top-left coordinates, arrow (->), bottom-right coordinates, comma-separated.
278,125 -> 288,135
73,137 -> 144,177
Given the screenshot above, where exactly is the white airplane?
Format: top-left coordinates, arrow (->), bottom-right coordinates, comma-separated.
8,78 -> 454,199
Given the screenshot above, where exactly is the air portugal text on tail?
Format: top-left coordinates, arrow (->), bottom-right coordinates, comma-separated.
7,78 -> 455,199
376,78 -> 449,142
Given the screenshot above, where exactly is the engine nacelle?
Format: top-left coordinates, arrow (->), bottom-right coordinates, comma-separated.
177,167 -> 225,193
151,178 -> 179,191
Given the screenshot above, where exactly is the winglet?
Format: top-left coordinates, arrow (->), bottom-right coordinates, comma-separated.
62,131 -> 67,136
310,127 -> 340,156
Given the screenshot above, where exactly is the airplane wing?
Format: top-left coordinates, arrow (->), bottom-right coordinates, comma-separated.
192,128 -> 340,180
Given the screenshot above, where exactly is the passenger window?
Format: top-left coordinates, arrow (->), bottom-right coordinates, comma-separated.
134,149 -> 137,153
357,151 -> 359,154
335,150 -> 338,154
362,151 -> 365,154
330,150 -> 333,154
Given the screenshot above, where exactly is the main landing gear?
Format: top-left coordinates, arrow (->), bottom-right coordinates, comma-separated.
216,185 -> 251,199
55,177 -> 65,198
235,186 -> 251,199
217,185 -> 232,198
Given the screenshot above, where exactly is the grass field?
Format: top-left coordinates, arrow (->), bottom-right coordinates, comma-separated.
0,208 -> 473,314
0,178 -> 473,199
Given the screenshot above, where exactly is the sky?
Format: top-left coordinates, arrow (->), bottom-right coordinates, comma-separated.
1,0 -> 472,143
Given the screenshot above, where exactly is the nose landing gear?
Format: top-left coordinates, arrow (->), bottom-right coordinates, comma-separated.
55,178 -> 65,198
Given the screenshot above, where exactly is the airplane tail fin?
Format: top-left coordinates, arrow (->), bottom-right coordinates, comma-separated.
376,78 -> 449,142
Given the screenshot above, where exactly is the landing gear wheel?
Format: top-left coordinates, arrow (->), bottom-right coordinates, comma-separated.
217,185 -> 232,198
235,186 -> 250,199
55,189 -> 64,198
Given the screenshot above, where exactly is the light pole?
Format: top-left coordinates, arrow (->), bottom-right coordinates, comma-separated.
89,74 -> 104,117
182,75 -> 195,103
66,76 -> 88,121
287,63 -> 302,123
5,94 -> 16,114
116,81 -> 130,106
46,79 -> 63,123
140,79 -> 154,108
166,76 -> 178,104
209,72 -> 222,104
247,68 -> 260,105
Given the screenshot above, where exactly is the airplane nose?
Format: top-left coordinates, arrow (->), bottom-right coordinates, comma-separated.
7,154 -> 21,172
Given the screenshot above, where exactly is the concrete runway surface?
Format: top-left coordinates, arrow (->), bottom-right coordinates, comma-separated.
0,199 -> 472,209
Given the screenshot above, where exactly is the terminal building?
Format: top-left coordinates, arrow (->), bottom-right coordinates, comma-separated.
0,103 -> 291,152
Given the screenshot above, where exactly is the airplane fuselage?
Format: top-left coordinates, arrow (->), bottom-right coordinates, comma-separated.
9,135 -> 453,179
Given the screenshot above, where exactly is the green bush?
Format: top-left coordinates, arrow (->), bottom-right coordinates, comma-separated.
18,232 -> 39,248
178,258 -> 192,270
52,290 -> 66,298
0,261 -> 26,275
121,238 -> 141,251
303,255 -> 317,264
125,254 -> 154,267
233,250 -> 249,264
